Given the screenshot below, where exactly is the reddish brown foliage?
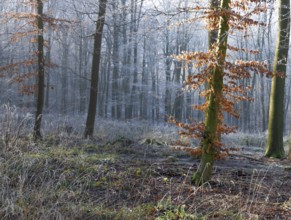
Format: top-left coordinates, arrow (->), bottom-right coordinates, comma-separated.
172,0 -> 270,159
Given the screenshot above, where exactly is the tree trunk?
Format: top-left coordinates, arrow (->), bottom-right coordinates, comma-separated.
203,0 -> 220,123
208,0 -> 220,48
266,0 -> 290,158
258,10 -> 268,132
78,23 -> 85,114
140,35 -> 148,119
111,1 -> 121,119
61,31 -> 69,114
104,32 -> 112,118
84,0 -> 107,138
260,75 -> 267,131
164,19 -> 172,120
33,0 -> 45,140
173,59 -> 183,121
128,0 -> 144,119
45,26 -> 52,109
284,81 -> 291,133
192,0 -> 230,185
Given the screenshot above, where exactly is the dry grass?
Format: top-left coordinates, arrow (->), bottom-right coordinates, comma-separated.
1,135 -> 291,220
0,107 -> 291,219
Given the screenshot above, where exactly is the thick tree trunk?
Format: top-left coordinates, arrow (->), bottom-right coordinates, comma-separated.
84,0 -> 107,138
192,0 -> 230,185
33,0 -> 45,140
266,0 -> 290,158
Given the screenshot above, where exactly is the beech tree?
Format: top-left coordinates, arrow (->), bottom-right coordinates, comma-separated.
84,0 -> 107,138
266,0 -> 290,158
191,0 -> 230,185
172,0 -> 270,185
0,0 -> 51,139
0,0 -> 286,134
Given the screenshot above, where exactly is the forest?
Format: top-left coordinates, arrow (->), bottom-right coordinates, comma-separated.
0,0 -> 291,219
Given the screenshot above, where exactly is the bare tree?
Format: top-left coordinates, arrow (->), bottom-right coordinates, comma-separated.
84,0 -> 107,138
33,0 -> 45,140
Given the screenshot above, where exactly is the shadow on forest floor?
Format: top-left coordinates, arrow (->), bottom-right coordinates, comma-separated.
0,125 -> 291,219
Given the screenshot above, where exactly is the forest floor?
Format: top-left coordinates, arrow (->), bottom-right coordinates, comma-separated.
1,118 -> 291,219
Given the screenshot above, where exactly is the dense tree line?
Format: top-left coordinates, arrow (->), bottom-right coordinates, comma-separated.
0,1 -> 291,165
0,0 -> 284,131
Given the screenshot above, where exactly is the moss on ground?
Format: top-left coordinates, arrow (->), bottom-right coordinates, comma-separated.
0,135 -> 290,220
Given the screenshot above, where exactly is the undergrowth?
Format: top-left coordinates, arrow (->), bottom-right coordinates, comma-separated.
0,106 -> 290,219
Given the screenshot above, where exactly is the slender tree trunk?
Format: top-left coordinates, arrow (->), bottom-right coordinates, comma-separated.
111,1 -> 121,119
164,57 -> 172,119
140,35 -> 148,119
97,57 -> 105,117
259,10 -> 268,132
78,25 -> 85,113
84,0 -> 107,138
155,70 -> 160,122
208,0 -> 220,48
266,0 -> 290,158
260,75 -> 267,131
128,0 -> 143,119
203,0 -> 220,123
164,20 -> 172,119
45,27 -> 52,109
104,34 -> 112,118
173,26 -> 186,122
192,0 -> 230,185
151,66 -> 160,123
79,29 -> 90,114
186,64 -> 193,121
61,31 -> 69,114
33,0 -> 45,140
284,81 -> 291,133
173,59 -> 183,121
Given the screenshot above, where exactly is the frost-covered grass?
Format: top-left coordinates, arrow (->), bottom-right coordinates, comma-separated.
224,132 -> 267,148
0,105 -> 290,219
223,132 -> 290,156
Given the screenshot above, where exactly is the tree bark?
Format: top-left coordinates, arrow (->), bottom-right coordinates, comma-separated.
192,0 -> 230,185
140,35 -> 148,119
173,59 -> 183,121
266,0 -> 290,158
33,0 -> 45,140
111,1 -> 121,119
61,31 -> 69,114
208,0 -> 220,48
164,19 -> 172,120
84,0 -> 107,138
45,26 -> 52,109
